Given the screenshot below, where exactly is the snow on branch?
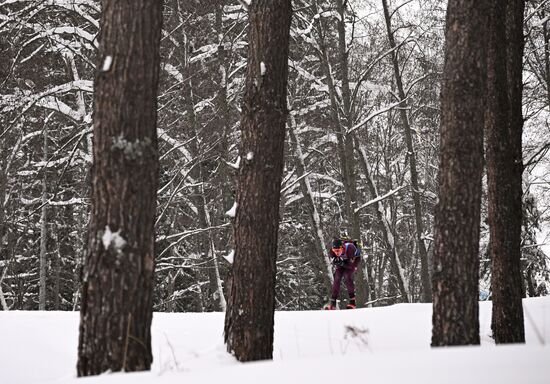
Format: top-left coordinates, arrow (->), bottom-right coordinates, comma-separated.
156,223 -> 231,259
347,101 -> 403,134
237,0 -> 250,11
1,80 -> 93,116
35,96 -> 84,121
1,87 -> 92,138
21,197 -> 85,206
355,185 -> 406,214
405,73 -> 431,97
157,128 -> 193,162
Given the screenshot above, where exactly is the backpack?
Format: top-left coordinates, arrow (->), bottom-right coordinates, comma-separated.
342,238 -> 361,258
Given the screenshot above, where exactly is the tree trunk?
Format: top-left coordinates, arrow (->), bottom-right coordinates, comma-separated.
0,265 -> 8,310
381,0 -> 431,303
335,0 -> 361,241
335,0 -> 367,308
357,143 -> 410,302
53,247 -> 61,310
39,124 -> 48,311
184,71 -> 224,311
432,0 -> 489,346
313,0 -> 367,306
209,237 -> 227,311
543,10 -> 550,109
0,142 -> 7,262
288,110 -> 333,289
0,141 -> 9,310
487,0 -> 526,344
77,0 -> 163,376
215,0 -> 233,211
224,0 -> 292,362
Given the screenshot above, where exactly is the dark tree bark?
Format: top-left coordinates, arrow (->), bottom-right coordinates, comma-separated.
77,0 -> 163,376
432,0 -> 489,346
382,0 -> 431,303
224,0 -> 292,362
486,0 -> 526,344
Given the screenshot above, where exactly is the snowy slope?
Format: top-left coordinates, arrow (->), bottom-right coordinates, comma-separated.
0,298 -> 549,384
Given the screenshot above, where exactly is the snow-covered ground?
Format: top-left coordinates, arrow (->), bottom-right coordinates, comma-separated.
1,298 -> 549,384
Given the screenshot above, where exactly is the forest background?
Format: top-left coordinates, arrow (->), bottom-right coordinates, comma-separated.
0,0 -> 549,313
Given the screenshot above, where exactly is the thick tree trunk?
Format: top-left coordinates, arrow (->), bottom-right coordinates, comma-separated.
224,0 -> 292,362
381,0 -> 431,303
77,0 -> 163,376
487,0 -> 526,344
432,0 -> 489,346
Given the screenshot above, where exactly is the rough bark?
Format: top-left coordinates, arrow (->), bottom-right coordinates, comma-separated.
432,0 -> 489,346
382,0 -> 431,303
224,0 -> 292,362
77,0 -> 163,376
487,0 -> 526,344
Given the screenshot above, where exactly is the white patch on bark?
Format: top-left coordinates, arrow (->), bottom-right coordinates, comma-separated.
101,225 -> 127,251
260,61 -> 266,76
111,135 -> 151,160
101,55 -> 112,72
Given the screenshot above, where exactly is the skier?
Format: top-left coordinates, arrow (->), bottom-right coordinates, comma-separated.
324,237 -> 361,310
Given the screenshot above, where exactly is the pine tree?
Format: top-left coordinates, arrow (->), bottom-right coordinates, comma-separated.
224,0 -> 292,361
77,0 -> 163,375
432,0 -> 490,346
486,0 -> 526,344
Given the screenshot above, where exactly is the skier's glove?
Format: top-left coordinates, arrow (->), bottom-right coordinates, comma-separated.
333,257 -> 345,267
